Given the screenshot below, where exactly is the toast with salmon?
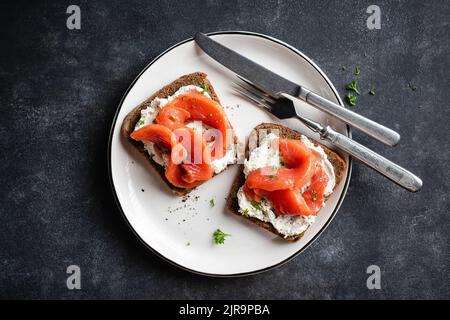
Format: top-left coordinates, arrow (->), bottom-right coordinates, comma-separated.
121,72 -> 237,196
226,123 -> 346,241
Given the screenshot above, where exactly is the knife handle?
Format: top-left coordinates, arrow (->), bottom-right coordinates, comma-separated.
297,88 -> 401,147
322,125 -> 422,192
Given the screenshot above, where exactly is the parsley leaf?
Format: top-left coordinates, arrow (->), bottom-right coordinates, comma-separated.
242,209 -> 250,217
345,80 -> 361,95
251,201 -> 262,210
201,81 -> 209,94
355,67 -> 361,76
138,119 -> 145,126
213,229 -> 231,244
346,93 -> 357,106
209,198 -> 215,207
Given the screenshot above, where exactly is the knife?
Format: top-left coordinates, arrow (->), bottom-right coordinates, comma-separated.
194,32 -> 401,147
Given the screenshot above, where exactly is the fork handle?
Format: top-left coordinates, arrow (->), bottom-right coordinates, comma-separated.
297,89 -> 401,147
320,126 -> 422,192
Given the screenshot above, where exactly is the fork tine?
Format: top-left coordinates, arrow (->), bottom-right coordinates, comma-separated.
232,85 -> 273,111
235,75 -> 277,103
235,75 -> 267,94
235,78 -> 275,104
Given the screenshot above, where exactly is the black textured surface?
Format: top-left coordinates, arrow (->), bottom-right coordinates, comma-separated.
1,0 -> 449,299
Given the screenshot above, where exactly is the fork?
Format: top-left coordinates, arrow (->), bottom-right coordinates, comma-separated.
233,80 -> 423,192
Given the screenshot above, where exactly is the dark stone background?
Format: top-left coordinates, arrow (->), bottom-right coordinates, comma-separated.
1,0 -> 449,299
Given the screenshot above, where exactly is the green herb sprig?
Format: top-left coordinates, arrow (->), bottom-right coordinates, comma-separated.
251,201 -> 262,210
346,93 -> 357,106
201,81 -> 209,94
345,80 -> 361,95
213,229 -> 231,244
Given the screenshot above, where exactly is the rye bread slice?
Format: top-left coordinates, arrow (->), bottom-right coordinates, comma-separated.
121,72 -> 232,196
226,123 -> 347,242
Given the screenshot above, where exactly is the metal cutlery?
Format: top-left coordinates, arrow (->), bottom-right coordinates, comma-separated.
195,32 -> 401,147
233,80 -> 423,192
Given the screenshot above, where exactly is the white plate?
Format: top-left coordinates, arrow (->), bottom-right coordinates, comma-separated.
108,31 -> 352,276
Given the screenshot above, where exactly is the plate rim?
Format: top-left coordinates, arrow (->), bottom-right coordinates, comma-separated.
107,30 -> 353,277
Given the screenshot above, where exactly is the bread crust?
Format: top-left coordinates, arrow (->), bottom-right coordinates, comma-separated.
121,72 -> 228,196
226,123 -> 347,241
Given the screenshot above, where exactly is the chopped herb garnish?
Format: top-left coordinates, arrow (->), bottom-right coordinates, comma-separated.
355,67 -> 361,76
311,189 -> 318,201
346,93 -> 357,106
408,82 -> 417,91
201,81 -> 209,94
341,65 -> 347,71
138,119 -> 145,126
231,191 -> 237,199
251,201 -> 262,210
345,80 -> 361,95
213,229 -> 231,244
209,198 -> 215,207
186,242 -> 191,246
242,209 -> 250,217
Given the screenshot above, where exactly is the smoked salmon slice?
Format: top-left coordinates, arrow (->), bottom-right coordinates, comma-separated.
156,91 -> 232,159
243,184 -> 263,203
302,166 -> 329,215
130,124 -> 214,188
131,85 -> 236,190
165,161 -> 206,189
245,138 -> 314,191
244,138 -> 328,216
244,185 -> 312,215
169,127 -> 213,187
155,105 -> 191,130
266,189 -> 312,216
130,124 -> 176,153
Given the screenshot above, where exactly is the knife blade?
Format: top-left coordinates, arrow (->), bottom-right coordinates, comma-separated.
194,32 -> 401,147
195,32 -> 300,97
